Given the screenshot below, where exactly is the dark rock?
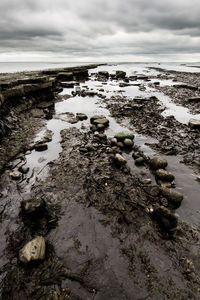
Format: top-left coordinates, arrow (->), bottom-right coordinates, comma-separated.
21,198 -> 46,217
150,157 -> 168,170
34,143 -> 48,152
57,72 -> 73,81
188,118 -> 200,129
135,157 -> 145,166
18,165 -> 30,174
97,124 -> 105,131
117,142 -> 124,148
76,113 -> 88,121
116,71 -> 126,79
153,206 -> 178,231
90,115 -> 106,124
98,71 -> 109,79
9,172 -> 21,180
93,118 -> 109,127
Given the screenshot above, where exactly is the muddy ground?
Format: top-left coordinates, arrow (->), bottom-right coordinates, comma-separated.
0,65 -> 200,299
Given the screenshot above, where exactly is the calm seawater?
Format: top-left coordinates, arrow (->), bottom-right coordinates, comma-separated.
0,61 -> 200,74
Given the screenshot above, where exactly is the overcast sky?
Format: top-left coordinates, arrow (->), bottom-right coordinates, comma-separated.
0,0 -> 200,62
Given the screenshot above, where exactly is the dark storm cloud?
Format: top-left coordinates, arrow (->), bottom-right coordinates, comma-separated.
0,0 -> 200,61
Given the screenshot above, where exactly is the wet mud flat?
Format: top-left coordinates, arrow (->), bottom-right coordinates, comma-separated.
0,64 -> 200,299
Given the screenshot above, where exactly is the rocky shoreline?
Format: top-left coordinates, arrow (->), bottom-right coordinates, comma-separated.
0,64 -> 200,299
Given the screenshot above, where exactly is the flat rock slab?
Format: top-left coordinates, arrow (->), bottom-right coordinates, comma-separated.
19,236 -> 46,263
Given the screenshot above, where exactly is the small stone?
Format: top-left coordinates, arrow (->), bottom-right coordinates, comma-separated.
117,142 -> 124,148
150,157 -> 168,170
90,125 -> 97,132
35,143 -> 48,152
124,138 -> 133,148
98,133 -> 107,140
143,179 -> 152,184
19,236 -> 46,263
18,165 -> 30,174
114,132 -> 134,141
155,169 -> 175,182
76,113 -> 88,121
110,138 -> 117,146
188,118 -> 200,129
153,206 -> 178,231
10,172 -> 21,180
116,70 -> 126,79
160,187 -> 183,208
135,157 -> 145,166
115,153 -> 126,166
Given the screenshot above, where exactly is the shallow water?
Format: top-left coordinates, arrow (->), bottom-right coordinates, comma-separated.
8,63 -> 200,228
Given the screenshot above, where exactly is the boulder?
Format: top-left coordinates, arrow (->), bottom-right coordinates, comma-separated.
155,169 -> 175,182
160,187 -> 183,208
19,236 -> 46,263
150,157 -> 168,170
114,132 -> 134,141
188,118 -> 200,129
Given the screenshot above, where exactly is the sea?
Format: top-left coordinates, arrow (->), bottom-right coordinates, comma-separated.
0,61 -> 200,74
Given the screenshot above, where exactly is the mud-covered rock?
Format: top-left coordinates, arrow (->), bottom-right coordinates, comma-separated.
21,198 -> 46,217
19,236 -> 46,263
150,157 -> 168,170
153,205 -> 178,231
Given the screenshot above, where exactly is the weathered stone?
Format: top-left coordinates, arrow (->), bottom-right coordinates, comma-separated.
76,113 -> 88,121
98,71 -> 109,78
115,153 -> 126,166
114,132 -> 134,141
116,70 -> 126,79
35,143 -> 48,152
19,236 -> 46,263
153,206 -> 178,231
90,115 -> 106,124
188,118 -> 200,129
124,138 -> 133,148
150,157 -> 168,170
155,169 -> 175,182
160,187 -> 183,208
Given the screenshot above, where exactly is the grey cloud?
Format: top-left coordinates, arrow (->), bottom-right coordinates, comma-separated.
0,0 -> 200,61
